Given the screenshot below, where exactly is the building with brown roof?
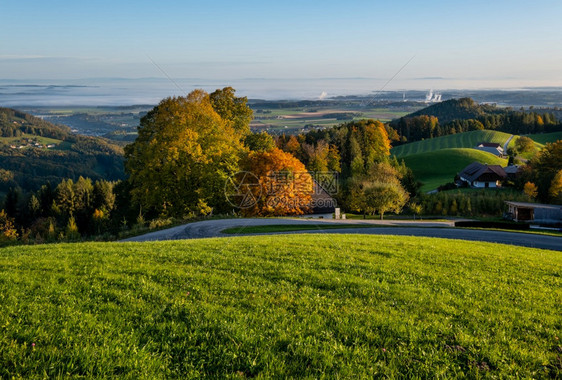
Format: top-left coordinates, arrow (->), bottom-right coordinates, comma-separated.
458,162 -> 507,188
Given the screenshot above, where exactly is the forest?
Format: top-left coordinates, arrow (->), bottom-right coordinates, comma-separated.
0,108 -> 124,195
390,98 -> 562,144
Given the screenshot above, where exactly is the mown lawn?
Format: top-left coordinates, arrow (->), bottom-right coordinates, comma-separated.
391,130 -> 514,158
0,235 -> 560,378
527,131 -> 562,145
402,148 -> 508,192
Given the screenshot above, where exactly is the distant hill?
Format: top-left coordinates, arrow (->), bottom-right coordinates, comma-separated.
0,108 -> 125,194
391,130 -> 514,158
402,148 -> 508,192
401,98 -> 503,125
390,98 -> 561,144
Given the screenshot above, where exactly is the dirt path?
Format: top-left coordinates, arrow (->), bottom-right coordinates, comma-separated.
503,135 -> 514,152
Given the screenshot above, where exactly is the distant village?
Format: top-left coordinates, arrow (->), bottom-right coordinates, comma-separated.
9,138 -> 56,150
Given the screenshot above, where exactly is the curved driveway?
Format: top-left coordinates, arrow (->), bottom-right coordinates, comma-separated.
121,218 -> 562,251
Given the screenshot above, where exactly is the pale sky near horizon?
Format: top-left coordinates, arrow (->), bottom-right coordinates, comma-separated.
2,0 -> 562,90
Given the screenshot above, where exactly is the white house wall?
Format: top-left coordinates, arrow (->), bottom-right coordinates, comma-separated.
472,181 -> 498,188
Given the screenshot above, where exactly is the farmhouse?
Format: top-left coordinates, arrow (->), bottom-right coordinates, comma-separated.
505,201 -> 562,224
458,162 -> 507,188
475,142 -> 504,157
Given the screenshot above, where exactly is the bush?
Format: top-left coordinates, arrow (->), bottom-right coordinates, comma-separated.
419,189 -> 530,217
148,218 -> 173,230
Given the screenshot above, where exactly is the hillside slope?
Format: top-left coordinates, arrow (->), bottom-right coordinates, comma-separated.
402,148 -> 508,191
398,98 -> 502,124
0,235 -> 560,378
527,131 -> 562,145
0,108 -> 124,193
391,130 -> 513,158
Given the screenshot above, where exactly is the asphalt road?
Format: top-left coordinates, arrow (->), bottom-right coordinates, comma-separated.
121,218 -> 562,251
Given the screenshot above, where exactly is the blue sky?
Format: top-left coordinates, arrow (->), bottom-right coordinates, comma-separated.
2,0 -> 562,91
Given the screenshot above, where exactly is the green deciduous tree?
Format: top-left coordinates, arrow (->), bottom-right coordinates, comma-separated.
209,87 -> 253,137
364,181 -> 409,220
244,131 -> 275,152
346,162 -> 409,219
514,136 -> 535,154
528,141 -> 562,201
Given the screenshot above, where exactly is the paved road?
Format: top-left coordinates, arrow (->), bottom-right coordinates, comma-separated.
121,218 -> 562,251
503,134 -> 514,152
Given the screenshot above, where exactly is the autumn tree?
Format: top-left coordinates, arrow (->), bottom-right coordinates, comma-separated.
0,209 -> 18,243
283,135 -> 301,157
125,90 -> 244,218
238,148 -> 313,216
549,169 -> 562,204
523,182 -> 538,199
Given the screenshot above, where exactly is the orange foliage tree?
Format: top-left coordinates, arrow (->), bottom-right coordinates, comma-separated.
240,148 -> 313,216
523,182 -> 538,199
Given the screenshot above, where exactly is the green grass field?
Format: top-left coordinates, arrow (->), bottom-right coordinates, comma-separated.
250,108 -> 410,132
0,133 -> 63,147
527,131 -> 562,145
402,148 -> 508,192
391,130 -> 514,158
0,235 -> 560,378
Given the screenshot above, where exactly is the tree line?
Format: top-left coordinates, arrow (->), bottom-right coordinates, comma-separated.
276,119 -> 417,218
390,98 -> 561,144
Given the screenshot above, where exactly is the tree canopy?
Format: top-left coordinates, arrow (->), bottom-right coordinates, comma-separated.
124,90 -> 245,218
239,148 -> 313,216
209,87 -> 253,138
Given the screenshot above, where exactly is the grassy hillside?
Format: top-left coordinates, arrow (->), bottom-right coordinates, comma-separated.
527,131 -> 562,145
0,235 -> 560,378
402,148 -> 508,192
391,130 -> 513,158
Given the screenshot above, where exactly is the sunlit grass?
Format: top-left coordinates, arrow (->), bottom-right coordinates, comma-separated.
0,235 -> 560,378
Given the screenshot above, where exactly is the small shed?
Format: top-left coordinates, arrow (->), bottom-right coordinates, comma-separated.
310,179 -> 337,214
505,201 -> 562,224
475,142 -> 504,157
